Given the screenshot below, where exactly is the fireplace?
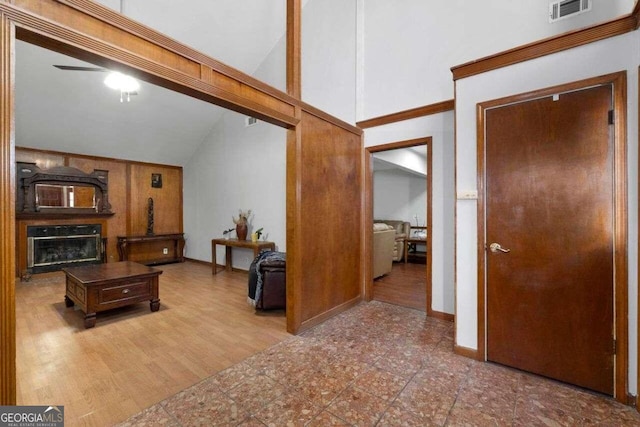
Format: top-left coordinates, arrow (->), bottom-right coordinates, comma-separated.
27,224 -> 103,273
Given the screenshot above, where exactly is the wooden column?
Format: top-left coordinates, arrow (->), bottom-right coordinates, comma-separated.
286,0 -> 301,99
0,11 -> 16,405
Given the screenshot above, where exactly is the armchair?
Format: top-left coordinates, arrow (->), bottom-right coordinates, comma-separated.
373,219 -> 410,262
373,223 -> 395,278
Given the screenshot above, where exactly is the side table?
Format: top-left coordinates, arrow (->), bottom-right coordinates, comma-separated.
211,238 -> 275,274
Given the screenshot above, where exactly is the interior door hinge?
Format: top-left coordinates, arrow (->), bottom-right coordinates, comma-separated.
608,110 -> 614,125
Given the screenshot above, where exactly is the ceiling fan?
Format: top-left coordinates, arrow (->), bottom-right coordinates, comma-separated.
53,65 -> 140,101
53,65 -> 106,72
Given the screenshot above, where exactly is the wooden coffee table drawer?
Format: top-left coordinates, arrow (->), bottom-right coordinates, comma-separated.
63,261 -> 161,328
99,280 -> 151,303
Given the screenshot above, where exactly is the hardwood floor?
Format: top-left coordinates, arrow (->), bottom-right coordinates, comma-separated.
373,262 -> 426,311
15,261 -> 290,426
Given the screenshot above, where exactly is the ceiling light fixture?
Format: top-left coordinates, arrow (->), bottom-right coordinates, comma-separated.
104,71 -> 140,102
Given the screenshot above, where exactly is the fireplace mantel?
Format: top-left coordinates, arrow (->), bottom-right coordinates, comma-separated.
16,162 -> 113,216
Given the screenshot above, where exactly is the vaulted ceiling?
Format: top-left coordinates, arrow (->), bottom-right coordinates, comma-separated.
15,0 -> 302,166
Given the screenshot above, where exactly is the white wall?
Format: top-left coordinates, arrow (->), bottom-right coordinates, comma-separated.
183,113 -> 287,270
362,0 -> 634,119
303,0 -> 357,123
373,169 -> 427,226
455,31 -> 639,393
374,149 -> 427,176
365,111 -> 456,315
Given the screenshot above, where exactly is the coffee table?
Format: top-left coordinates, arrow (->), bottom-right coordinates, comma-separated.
63,261 -> 162,328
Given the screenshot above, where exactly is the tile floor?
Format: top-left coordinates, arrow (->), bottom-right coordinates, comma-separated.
118,301 -> 640,426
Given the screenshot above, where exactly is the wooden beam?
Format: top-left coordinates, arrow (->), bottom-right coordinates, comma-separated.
287,0 -> 301,99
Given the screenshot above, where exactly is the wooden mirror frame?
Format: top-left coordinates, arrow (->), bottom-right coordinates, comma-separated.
17,162 -> 112,215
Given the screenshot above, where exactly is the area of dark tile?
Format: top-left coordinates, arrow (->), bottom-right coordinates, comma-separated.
118,301 -> 640,426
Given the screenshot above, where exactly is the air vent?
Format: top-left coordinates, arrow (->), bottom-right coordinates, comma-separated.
549,0 -> 590,22
245,116 -> 258,127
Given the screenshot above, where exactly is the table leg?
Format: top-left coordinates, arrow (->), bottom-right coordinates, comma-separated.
64,295 -> 74,307
404,240 -> 408,264
225,246 -> 233,272
212,241 -> 218,275
84,313 -> 97,328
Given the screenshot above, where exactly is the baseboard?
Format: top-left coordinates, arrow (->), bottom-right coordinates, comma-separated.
454,344 -> 482,361
183,257 -> 211,267
427,309 -> 454,322
296,296 -> 362,334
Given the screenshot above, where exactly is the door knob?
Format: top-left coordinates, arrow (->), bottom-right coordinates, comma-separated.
489,243 -> 511,253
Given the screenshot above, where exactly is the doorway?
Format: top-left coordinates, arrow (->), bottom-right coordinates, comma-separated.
477,72 -> 628,399
366,137 -> 432,313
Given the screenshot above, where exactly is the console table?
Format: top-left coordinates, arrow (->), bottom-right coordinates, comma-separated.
405,226 -> 427,264
211,238 -> 275,274
117,233 -> 185,266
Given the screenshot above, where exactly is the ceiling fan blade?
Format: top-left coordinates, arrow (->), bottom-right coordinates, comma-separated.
53,65 -> 106,72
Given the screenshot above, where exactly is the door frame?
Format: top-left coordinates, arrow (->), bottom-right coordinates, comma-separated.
364,137 -> 434,316
476,71 -> 628,402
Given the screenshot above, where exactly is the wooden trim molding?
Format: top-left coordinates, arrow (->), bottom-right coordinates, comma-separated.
632,0 -> 640,29
476,72 -> 628,403
366,137 -> 432,153
357,100 -> 455,129
429,309 -> 454,323
0,12 -> 16,405
451,13 -> 638,81
454,344 -> 481,361
637,66 -> 640,414
286,0 -> 301,99
285,109 -> 303,334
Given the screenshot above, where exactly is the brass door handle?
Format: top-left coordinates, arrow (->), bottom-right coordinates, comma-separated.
489,243 -> 511,253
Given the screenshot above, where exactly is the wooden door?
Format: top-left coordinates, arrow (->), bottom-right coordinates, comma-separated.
485,84 -> 614,395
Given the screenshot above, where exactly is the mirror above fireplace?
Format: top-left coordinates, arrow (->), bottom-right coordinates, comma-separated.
35,184 -> 97,210
17,162 -> 113,217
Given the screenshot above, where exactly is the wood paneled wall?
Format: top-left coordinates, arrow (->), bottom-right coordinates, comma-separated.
15,148 -> 183,263
128,163 -> 183,236
287,112 -> 363,333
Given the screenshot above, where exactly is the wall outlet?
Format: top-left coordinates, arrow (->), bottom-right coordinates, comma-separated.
457,190 -> 478,200
162,248 -> 168,255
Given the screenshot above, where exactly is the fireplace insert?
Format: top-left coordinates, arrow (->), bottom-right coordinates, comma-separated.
27,224 -> 103,273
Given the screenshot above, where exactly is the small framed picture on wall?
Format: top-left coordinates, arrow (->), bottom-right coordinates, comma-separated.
151,173 -> 163,188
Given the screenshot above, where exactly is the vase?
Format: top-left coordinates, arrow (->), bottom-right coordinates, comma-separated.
236,222 -> 248,240
251,232 -> 258,243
